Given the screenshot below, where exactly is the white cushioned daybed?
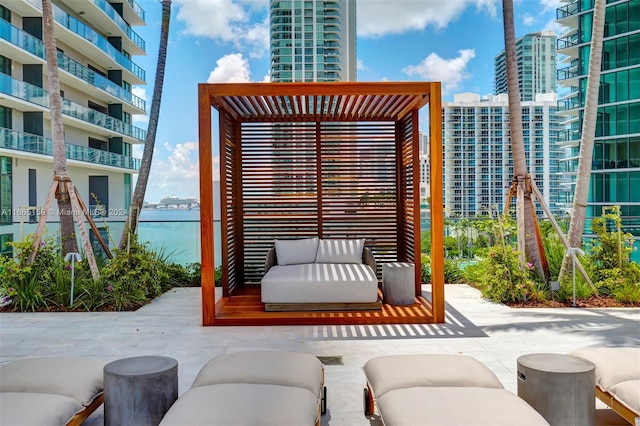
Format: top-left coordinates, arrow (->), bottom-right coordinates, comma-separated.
159,351 -> 326,426
363,354 -> 549,426
261,237 -> 380,311
0,357 -> 110,426
569,347 -> 640,425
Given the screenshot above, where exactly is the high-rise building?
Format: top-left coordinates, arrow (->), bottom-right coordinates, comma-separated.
0,0 -> 147,255
270,0 -> 356,82
443,93 -> 564,219
494,31 -> 557,101
556,0 -> 640,255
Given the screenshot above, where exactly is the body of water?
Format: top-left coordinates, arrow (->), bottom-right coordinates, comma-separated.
138,209 -> 221,266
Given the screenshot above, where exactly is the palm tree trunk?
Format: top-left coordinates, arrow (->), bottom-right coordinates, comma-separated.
119,0 -> 172,250
559,0 -> 606,281
501,0 -> 545,276
42,0 -> 78,254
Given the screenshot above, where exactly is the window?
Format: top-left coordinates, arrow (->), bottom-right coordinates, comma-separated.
0,55 -> 10,75
0,156 -> 11,225
124,174 -> 131,212
89,176 -> 109,217
0,233 -> 12,257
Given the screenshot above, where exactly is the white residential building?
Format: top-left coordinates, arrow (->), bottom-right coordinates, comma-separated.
0,0 -> 147,255
443,92 -> 564,219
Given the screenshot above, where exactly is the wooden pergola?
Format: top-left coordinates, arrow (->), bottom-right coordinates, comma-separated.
198,82 -> 444,326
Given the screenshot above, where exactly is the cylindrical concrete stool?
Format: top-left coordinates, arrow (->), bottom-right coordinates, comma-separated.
517,353 -> 595,426
104,356 -> 178,426
382,262 -> 415,305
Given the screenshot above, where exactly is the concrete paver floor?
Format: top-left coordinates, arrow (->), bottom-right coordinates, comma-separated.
1,284 -> 638,425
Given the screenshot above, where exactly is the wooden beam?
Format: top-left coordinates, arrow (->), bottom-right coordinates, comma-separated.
428,83 -> 445,323
198,83 -> 215,326
411,109 -> 422,297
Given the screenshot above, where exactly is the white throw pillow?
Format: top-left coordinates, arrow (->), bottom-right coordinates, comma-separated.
275,237 -> 319,266
315,239 -> 365,264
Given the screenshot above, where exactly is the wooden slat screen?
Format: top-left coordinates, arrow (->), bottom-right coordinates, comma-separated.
239,121 -> 399,283
398,113 -> 417,264
222,113 -> 240,294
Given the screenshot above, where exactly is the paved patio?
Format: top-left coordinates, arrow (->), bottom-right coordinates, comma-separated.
1,284 -> 638,425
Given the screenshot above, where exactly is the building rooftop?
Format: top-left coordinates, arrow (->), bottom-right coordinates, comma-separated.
1,284 -> 636,425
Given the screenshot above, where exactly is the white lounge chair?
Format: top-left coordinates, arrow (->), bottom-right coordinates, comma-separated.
363,354 -> 549,425
0,357 -> 110,426
569,347 -> 640,425
160,351 -> 326,426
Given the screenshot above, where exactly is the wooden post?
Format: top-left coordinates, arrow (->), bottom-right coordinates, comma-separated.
74,186 -> 112,259
28,179 -> 58,264
66,181 -> 99,280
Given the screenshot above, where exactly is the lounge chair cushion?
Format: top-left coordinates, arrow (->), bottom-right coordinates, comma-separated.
569,348 -> 640,390
0,357 -> 108,406
364,354 -> 504,398
275,237 -> 319,265
0,392 -> 83,426
376,387 -> 549,426
315,238 -> 365,264
191,351 -> 324,397
609,380 -> 640,415
261,263 -> 378,303
159,383 -> 319,426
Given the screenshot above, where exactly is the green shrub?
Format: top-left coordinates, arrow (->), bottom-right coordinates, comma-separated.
474,245 -> 540,303
421,254 -> 431,283
444,259 -> 464,283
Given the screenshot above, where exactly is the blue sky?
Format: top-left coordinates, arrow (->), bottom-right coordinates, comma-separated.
131,0 -> 563,202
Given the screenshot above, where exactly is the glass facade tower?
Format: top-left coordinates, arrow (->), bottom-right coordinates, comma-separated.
494,31 -> 557,101
270,0 -> 356,82
556,0 -> 640,254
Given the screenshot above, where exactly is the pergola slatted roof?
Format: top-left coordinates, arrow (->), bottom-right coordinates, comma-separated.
198,82 -> 444,326
209,83 -> 430,122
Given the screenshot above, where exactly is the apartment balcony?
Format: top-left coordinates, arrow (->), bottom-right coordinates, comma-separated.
58,0 -> 146,55
556,1 -> 578,28
0,73 -> 147,143
14,0 -> 145,84
0,19 -> 145,113
120,0 -> 145,26
0,127 -> 141,170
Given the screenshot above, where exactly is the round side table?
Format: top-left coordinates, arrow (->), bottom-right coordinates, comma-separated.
104,356 -> 178,426
517,353 -> 595,426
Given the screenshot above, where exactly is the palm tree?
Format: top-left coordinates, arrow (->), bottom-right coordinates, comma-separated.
501,0 -> 546,277
119,0 -> 172,250
42,0 -> 77,255
559,0 -> 606,281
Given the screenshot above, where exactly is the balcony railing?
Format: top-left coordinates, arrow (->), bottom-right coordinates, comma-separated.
125,0 -> 146,22
0,73 -> 147,141
23,0 -> 145,81
557,67 -> 580,81
557,1 -> 578,19
0,128 -> 141,170
89,0 -> 145,52
0,19 -> 146,111
557,33 -> 579,50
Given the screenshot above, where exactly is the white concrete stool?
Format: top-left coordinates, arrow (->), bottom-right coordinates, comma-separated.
517,353 -> 595,426
382,262 -> 415,305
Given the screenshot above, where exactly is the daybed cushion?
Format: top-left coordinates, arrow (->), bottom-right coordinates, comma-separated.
315,238 -> 365,264
275,237 -> 319,266
609,380 -> 640,415
0,357 -> 108,406
569,348 -> 640,390
191,351 -> 324,397
0,392 -> 84,426
364,354 -> 504,398
261,263 -> 378,303
376,387 -> 549,426
158,383 -> 319,426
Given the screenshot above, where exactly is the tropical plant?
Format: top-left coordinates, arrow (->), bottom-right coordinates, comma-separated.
559,0 -> 606,281
501,0 -> 547,278
120,0 -> 172,248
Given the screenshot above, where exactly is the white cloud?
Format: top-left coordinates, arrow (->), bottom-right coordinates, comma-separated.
132,86 -> 149,126
143,141 -> 220,202
358,0 -> 498,37
539,0 -> 562,12
207,53 -> 252,83
403,49 -> 476,93
175,0 -> 269,57
543,18 -> 564,35
522,13 -> 535,26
